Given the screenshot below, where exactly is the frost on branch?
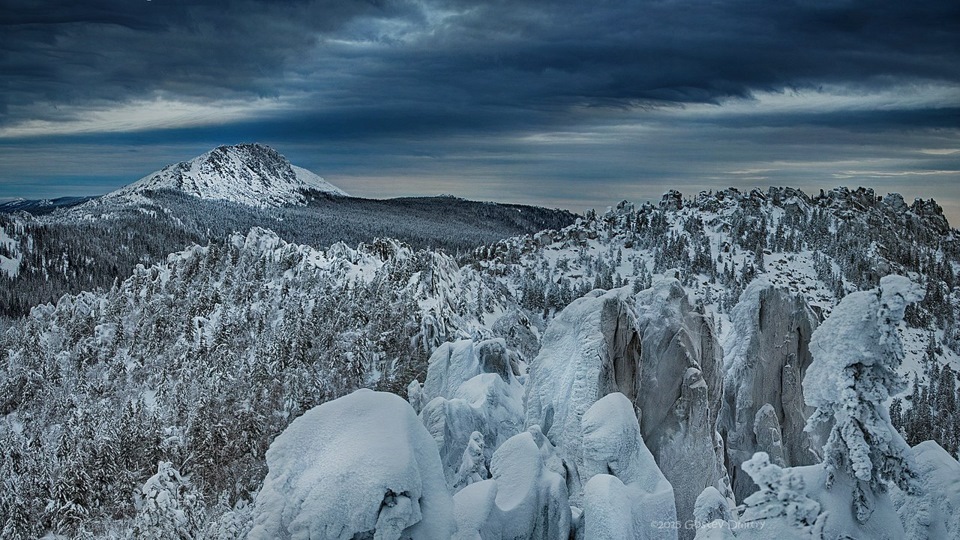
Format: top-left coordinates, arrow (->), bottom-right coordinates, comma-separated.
132,461 -> 205,540
740,452 -> 822,532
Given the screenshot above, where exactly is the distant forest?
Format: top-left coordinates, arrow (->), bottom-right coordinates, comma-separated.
0,190 -> 577,318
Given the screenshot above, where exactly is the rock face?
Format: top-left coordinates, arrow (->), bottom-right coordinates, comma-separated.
524,286 -> 644,503
524,279 -> 726,536
717,280 -> 820,502
631,279 -> 726,536
249,389 -> 454,540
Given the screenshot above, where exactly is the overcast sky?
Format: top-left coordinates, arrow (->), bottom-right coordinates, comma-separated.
1,0 -> 958,223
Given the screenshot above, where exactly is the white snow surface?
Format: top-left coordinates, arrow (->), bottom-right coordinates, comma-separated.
581,393 -> 678,540
108,143 -> 347,208
452,431 -> 571,540
892,440 -> 960,539
249,389 -> 454,540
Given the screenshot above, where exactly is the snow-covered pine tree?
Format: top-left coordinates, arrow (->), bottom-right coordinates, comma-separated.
803,274 -> 923,523
132,461 -> 205,540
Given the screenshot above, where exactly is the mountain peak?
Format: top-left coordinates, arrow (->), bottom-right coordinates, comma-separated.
108,143 -> 347,207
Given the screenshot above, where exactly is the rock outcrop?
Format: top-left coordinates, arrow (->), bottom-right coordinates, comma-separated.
717,280 -> 820,502
524,279 -> 726,536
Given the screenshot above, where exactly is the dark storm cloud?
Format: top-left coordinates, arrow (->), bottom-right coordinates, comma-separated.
302,0 -> 960,127
0,0 -> 416,120
2,0 -> 958,131
1,0 -> 958,224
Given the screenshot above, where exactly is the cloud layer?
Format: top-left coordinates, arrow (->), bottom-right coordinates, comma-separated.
1,0 -> 958,221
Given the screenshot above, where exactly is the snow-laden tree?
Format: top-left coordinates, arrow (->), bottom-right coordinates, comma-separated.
738,452 -> 823,533
803,274 -> 923,523
132,461 -> 205,540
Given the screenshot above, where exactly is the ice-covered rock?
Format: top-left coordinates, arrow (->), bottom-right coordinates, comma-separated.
525,280 -> 724,535
453,431 -> 488,490
717,280 -> 820,501
452,431 -> 571,539
417,338 -> 525,487
249,389 -> 454,540
752,404 -> 786,467
525,286 -> 642,492
581,393 -> 678,540
632,280 -> 726,535
693,487 -> 732,527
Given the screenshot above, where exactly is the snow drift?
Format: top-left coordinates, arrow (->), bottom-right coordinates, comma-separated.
249,389 -> 454,540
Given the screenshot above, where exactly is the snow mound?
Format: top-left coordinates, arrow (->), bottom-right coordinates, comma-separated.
581,393 -> 678,539
249,389 -> 454,540
108,143 -> 347,208
452,431 -> 570,539
892,440 -> 960,539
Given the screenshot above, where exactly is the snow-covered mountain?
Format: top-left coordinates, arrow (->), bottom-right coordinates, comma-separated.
107,143 -> 347,207
2,184 -> 959,539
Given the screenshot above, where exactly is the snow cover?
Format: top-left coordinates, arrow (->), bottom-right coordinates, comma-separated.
249,389 -> 454,539
4,185 -> 960,539
892,440 -> 960,539
452,431 -> 571,539
108,143 -> 347,207
581,393 -> 678,539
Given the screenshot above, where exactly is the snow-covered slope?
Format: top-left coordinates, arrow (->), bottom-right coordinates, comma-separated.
3,184 -> 960,539
107,143 -> 347,207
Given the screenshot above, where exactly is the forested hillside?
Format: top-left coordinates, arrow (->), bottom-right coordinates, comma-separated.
2,185 -> 959,538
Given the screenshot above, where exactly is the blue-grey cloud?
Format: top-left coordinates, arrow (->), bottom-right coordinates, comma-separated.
0,0 -> 958,223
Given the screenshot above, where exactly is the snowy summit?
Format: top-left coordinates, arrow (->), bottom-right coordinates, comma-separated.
107,143 -> 347,207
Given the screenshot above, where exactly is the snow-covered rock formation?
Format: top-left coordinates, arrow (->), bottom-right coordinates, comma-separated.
524,287 -> 642,493
108,143 -> 347,207
249,389 -> 454,539
525,279 -> 725,536
892,440 -> 960,539
718,280 -> 821,501
719,275 -> 926,539
416,339 -> 526,487
452,431 -> 571,540
632,279 -> 726,534
581,393 -> 678,540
